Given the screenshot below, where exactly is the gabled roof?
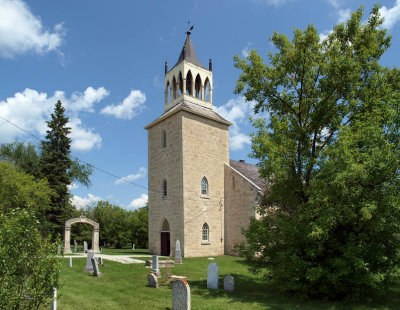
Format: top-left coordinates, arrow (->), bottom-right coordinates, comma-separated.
229,159 -> 265,190
171,32 -> 207,70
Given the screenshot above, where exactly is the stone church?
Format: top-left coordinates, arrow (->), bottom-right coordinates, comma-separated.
145,31 -> 264,257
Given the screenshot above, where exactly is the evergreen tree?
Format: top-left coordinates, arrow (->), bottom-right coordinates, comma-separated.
40,100 -> 74,236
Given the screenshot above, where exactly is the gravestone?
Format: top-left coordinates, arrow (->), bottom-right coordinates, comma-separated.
224,275 -> 234,291
207,262 -> 219,289
172,279 -> 190,310
132,243 -> 135,250
99,257 -> 104,266
152,255 -> 161,278
74,240 -> 77,252
91,257 -> 103,277
50,288 -> 57,310
69,257 -> 72,268
147,273 -> 159,288
175,240 -> 182,264
84,250 -> 95,272
83,241 -> 88,253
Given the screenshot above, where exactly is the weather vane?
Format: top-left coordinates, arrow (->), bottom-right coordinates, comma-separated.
186,20 -> 194,35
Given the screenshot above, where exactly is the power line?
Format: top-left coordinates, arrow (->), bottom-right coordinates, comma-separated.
0,114 -> 229,203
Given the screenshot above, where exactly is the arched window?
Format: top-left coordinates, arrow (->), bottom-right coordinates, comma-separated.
162,219 -> 170,232
204,78 -> 210,102
166,81 -> 170,102
162,130 -> 166,148
201,177 -> 208,195
178,72 -> 183,95
163,179 -> 167,197
186,70 -> 193,96
172,76 -> 177,99
202,223 -> 209,242
195,74 -> 202,98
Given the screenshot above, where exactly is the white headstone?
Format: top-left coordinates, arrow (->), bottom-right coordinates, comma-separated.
83,241 -> 88,253
132,243 -> 135,250
74,240 -> 78,252
207,262 -> 219,289
175,240 -> 182,264
99,257 -> 104,265
147,273 -> 158,288
57,245 -> 61,256
91,257 -> 102,277
50,288 -> 57,310
224,275 -> 234,291
152,255 -> 160,277
84,250 -> 95,272
69,257 -> 72,268
172,279 -> 191,310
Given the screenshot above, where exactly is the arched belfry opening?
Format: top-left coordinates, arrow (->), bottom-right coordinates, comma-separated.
186,70 -> 193,96
160,219 -> 170,256
195,74 -> 202,98
163,30 -> 213,110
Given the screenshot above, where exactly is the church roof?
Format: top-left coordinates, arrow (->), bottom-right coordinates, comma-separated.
170,32 -> 207,71
145,101 -> 232,130
229,159 -> 265,190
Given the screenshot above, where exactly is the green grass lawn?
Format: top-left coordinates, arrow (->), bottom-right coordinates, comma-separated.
58,251 -> 400,310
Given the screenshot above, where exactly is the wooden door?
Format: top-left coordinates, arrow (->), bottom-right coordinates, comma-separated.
161,232 -> 170,256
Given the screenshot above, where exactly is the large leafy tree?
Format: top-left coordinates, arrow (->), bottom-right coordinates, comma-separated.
235,6 -> 400,299
40,100 -> 75,236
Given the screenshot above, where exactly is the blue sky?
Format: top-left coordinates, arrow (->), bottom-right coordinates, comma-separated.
1,0 -> 399,210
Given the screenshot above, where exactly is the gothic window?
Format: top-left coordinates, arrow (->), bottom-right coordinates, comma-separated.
166,81 -> 170,102
186,70 -> 193,96
162,130 -> 167,148
161,219 -> 170,232
195,74 -> 202,98
178,72 -> 183,95
172,76 -> 177,99
163,179 -> 167,197
204,78 -> 210,102
202,223 -> 209,242
201,177 -> 208,195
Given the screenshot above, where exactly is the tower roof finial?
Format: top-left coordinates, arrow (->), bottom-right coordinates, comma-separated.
186,20 -> 194,36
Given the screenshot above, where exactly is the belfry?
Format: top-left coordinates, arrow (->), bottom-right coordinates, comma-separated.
145,31 -> 263,257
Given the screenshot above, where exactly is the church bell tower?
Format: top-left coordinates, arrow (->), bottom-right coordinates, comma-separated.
145,30 -> 231,258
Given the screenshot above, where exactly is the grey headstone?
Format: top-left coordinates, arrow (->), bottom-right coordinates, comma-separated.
172,279 -> 191,310
207,262 -> 219,289
69,257 -> 72,268
132,243 -> 135,250
84,250 -> 95,272
83,241 -> 88,253
175,240 -> 182,264
152,255 -> 160,277
91,257 -> 102,277
50,287 -> 57,310
147,272 -> 159,288
224,275 -> 234,291
74,240 -> 77,252
145,260 -> 151,267
99,257 -> 104,265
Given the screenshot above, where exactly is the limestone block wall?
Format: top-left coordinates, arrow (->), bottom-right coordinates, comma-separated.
224,165 -> 259,255
148,112 -> 184,256
181,112 -> 229,257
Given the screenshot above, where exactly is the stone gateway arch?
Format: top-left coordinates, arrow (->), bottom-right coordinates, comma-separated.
63,215 -> 100,254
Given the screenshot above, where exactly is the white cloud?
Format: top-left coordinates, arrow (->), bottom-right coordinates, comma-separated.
100,90 -> 146,120
70,193 -> 101,209
0,0 -> 65,57
319,30 -> 332,42
129,194 -> 148,209
69,87 -> 110,113
251,0 -> 288,5
242,43 -> 252,57
115,167 -> 147,185
380,0 -> 400,29
338,8 -> 351,23
0,87 -> 106,151
68,182 -> 78,190
214,97 -> 254,151
327,0 -> 341,9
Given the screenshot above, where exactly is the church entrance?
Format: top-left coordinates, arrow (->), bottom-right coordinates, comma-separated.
160,219 -> 170,256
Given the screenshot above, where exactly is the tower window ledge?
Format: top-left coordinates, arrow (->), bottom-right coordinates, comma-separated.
200,195 -> 210,199
201,241 -> 210,245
